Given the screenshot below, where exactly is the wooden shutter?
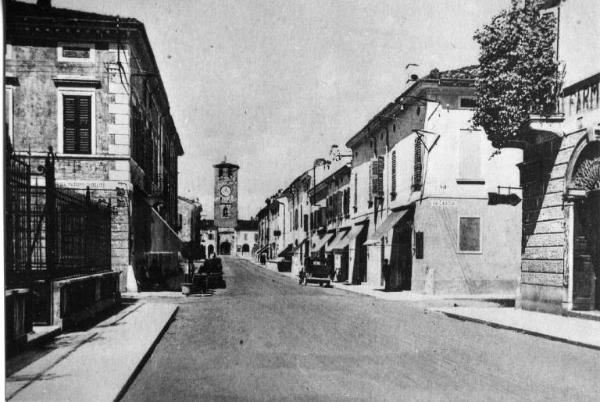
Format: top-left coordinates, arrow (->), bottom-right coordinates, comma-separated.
377,156 -> 385,197
369,160 -> 378,201
391,151 -> 397,194
413,136 -> 422,190
63,95 -> 91,154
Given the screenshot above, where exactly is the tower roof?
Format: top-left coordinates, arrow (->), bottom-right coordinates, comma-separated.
213,159 -> 239,169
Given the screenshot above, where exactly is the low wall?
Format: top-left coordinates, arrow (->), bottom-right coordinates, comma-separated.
5,288 -> 32,356
52,271 -> 120,329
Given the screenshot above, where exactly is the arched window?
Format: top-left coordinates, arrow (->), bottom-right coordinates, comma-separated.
222,206 -> 229,217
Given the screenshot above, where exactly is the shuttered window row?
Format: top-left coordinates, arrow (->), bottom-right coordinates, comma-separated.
63,95 -> 91,154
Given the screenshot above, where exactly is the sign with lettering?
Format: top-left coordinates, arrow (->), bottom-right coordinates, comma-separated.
560,73 -> 600,116
431,199 -> 457,207
56,180 -> 107,189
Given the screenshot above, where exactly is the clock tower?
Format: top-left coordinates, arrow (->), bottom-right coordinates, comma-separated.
213,158 -> 239,229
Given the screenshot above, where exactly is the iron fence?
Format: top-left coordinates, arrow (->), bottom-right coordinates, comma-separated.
5,148 -> 112,289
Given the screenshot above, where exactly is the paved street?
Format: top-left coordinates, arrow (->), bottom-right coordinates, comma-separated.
123,257 -> 600,401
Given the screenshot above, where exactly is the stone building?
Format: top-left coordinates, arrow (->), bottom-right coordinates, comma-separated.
508,0 -> 600,313
308,164 -> 353,282
178,196 -> 201,243
5,1 -> 184,291
345,66 -> 523,294
193,158 -> 258,258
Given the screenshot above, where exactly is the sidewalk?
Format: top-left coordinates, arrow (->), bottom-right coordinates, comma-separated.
6,300 -> 178,402
248,259 -> 513,307
432,306 -> 600,350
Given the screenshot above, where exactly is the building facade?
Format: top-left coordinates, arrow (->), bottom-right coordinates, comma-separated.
513,0 -> 600,313
344,66 -> 523,294
5,1 -> 184,291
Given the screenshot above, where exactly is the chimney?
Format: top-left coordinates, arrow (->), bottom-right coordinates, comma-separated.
37,0 -> 51,8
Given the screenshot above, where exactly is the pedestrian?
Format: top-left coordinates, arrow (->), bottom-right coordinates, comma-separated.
382,259 -> 391,292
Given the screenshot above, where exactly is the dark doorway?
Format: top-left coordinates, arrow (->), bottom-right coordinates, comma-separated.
396,222 -> 413,291
353,223 -> 368,284
208,244 -> 215,257
573,191 -> 600,310
242,243 -> 250,253
220,241 -> 231,255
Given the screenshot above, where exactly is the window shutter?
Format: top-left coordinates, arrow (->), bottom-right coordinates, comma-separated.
377,156 -> 385,197
353,173 -> 357,208
78,96 -> 91,153
63,95 -> 77,153
369,160 -> 378,201
391,151 -> 397,194
413,136 -> 422,190
63,95 -> 91,154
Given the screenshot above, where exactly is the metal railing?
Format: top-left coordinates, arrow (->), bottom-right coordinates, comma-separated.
5,147 -> 112,289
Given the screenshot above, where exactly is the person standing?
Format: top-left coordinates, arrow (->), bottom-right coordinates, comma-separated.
382,259 -> 391,292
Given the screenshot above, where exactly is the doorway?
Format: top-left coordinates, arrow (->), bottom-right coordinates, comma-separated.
220,241 -> 231,255
397,223 -> 412,291
573,191 -> 600,310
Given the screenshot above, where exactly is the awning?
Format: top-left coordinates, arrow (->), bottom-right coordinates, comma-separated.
311,232 -> 334,253
256,244 -> 269,255
277,243 -> 293,258
292,239 -> 306,253
346,220 -> 369,249
364,210 -> 408,246
326,228 -> 351,252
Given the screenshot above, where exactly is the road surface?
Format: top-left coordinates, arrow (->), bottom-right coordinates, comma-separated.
123,257 -> 600,401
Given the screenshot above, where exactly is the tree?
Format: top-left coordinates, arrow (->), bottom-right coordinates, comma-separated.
473,0 -> 561,148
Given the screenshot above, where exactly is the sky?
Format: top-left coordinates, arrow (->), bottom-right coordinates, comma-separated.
54,0 -> 511,219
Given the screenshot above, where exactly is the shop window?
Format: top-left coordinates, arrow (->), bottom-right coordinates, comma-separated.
458,217 -> 481,253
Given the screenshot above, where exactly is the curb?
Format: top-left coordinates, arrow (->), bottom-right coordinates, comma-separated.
436,310 -> 600,351
26,326 -> 62,350
114,305 -> 179,401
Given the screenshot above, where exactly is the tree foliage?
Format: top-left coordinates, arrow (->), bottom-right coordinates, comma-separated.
473,0 -> 561,148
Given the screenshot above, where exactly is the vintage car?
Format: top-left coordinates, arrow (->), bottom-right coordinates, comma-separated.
299,262 -> 333,287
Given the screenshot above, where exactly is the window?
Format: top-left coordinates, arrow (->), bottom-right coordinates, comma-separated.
58,43 -> 95,62
222,206 -> 229,218
5,86 -> 14,145
458,217 -> 481,253
391,151 -> 397,197
208,233 -> 214,240
5,44 -> 13,59
459,96 -> 477,109
244,233 -> 248,240
458,130 -> 483,182
60,93 -> 93,154
353,173 -> 357,210
412,136 -> 422,191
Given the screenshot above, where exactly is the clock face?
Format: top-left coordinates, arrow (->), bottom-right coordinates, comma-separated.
220,185 -> 232,197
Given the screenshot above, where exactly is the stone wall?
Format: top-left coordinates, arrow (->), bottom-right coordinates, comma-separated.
517,130 -> 587,313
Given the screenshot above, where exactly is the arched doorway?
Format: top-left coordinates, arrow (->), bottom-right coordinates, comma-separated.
220,241 -> 231,255
242,243 -> 250,253
208,244 -> 215,257
570,142 -> 600,310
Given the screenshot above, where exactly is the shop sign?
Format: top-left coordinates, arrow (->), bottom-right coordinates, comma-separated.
560,73 -> 600,116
